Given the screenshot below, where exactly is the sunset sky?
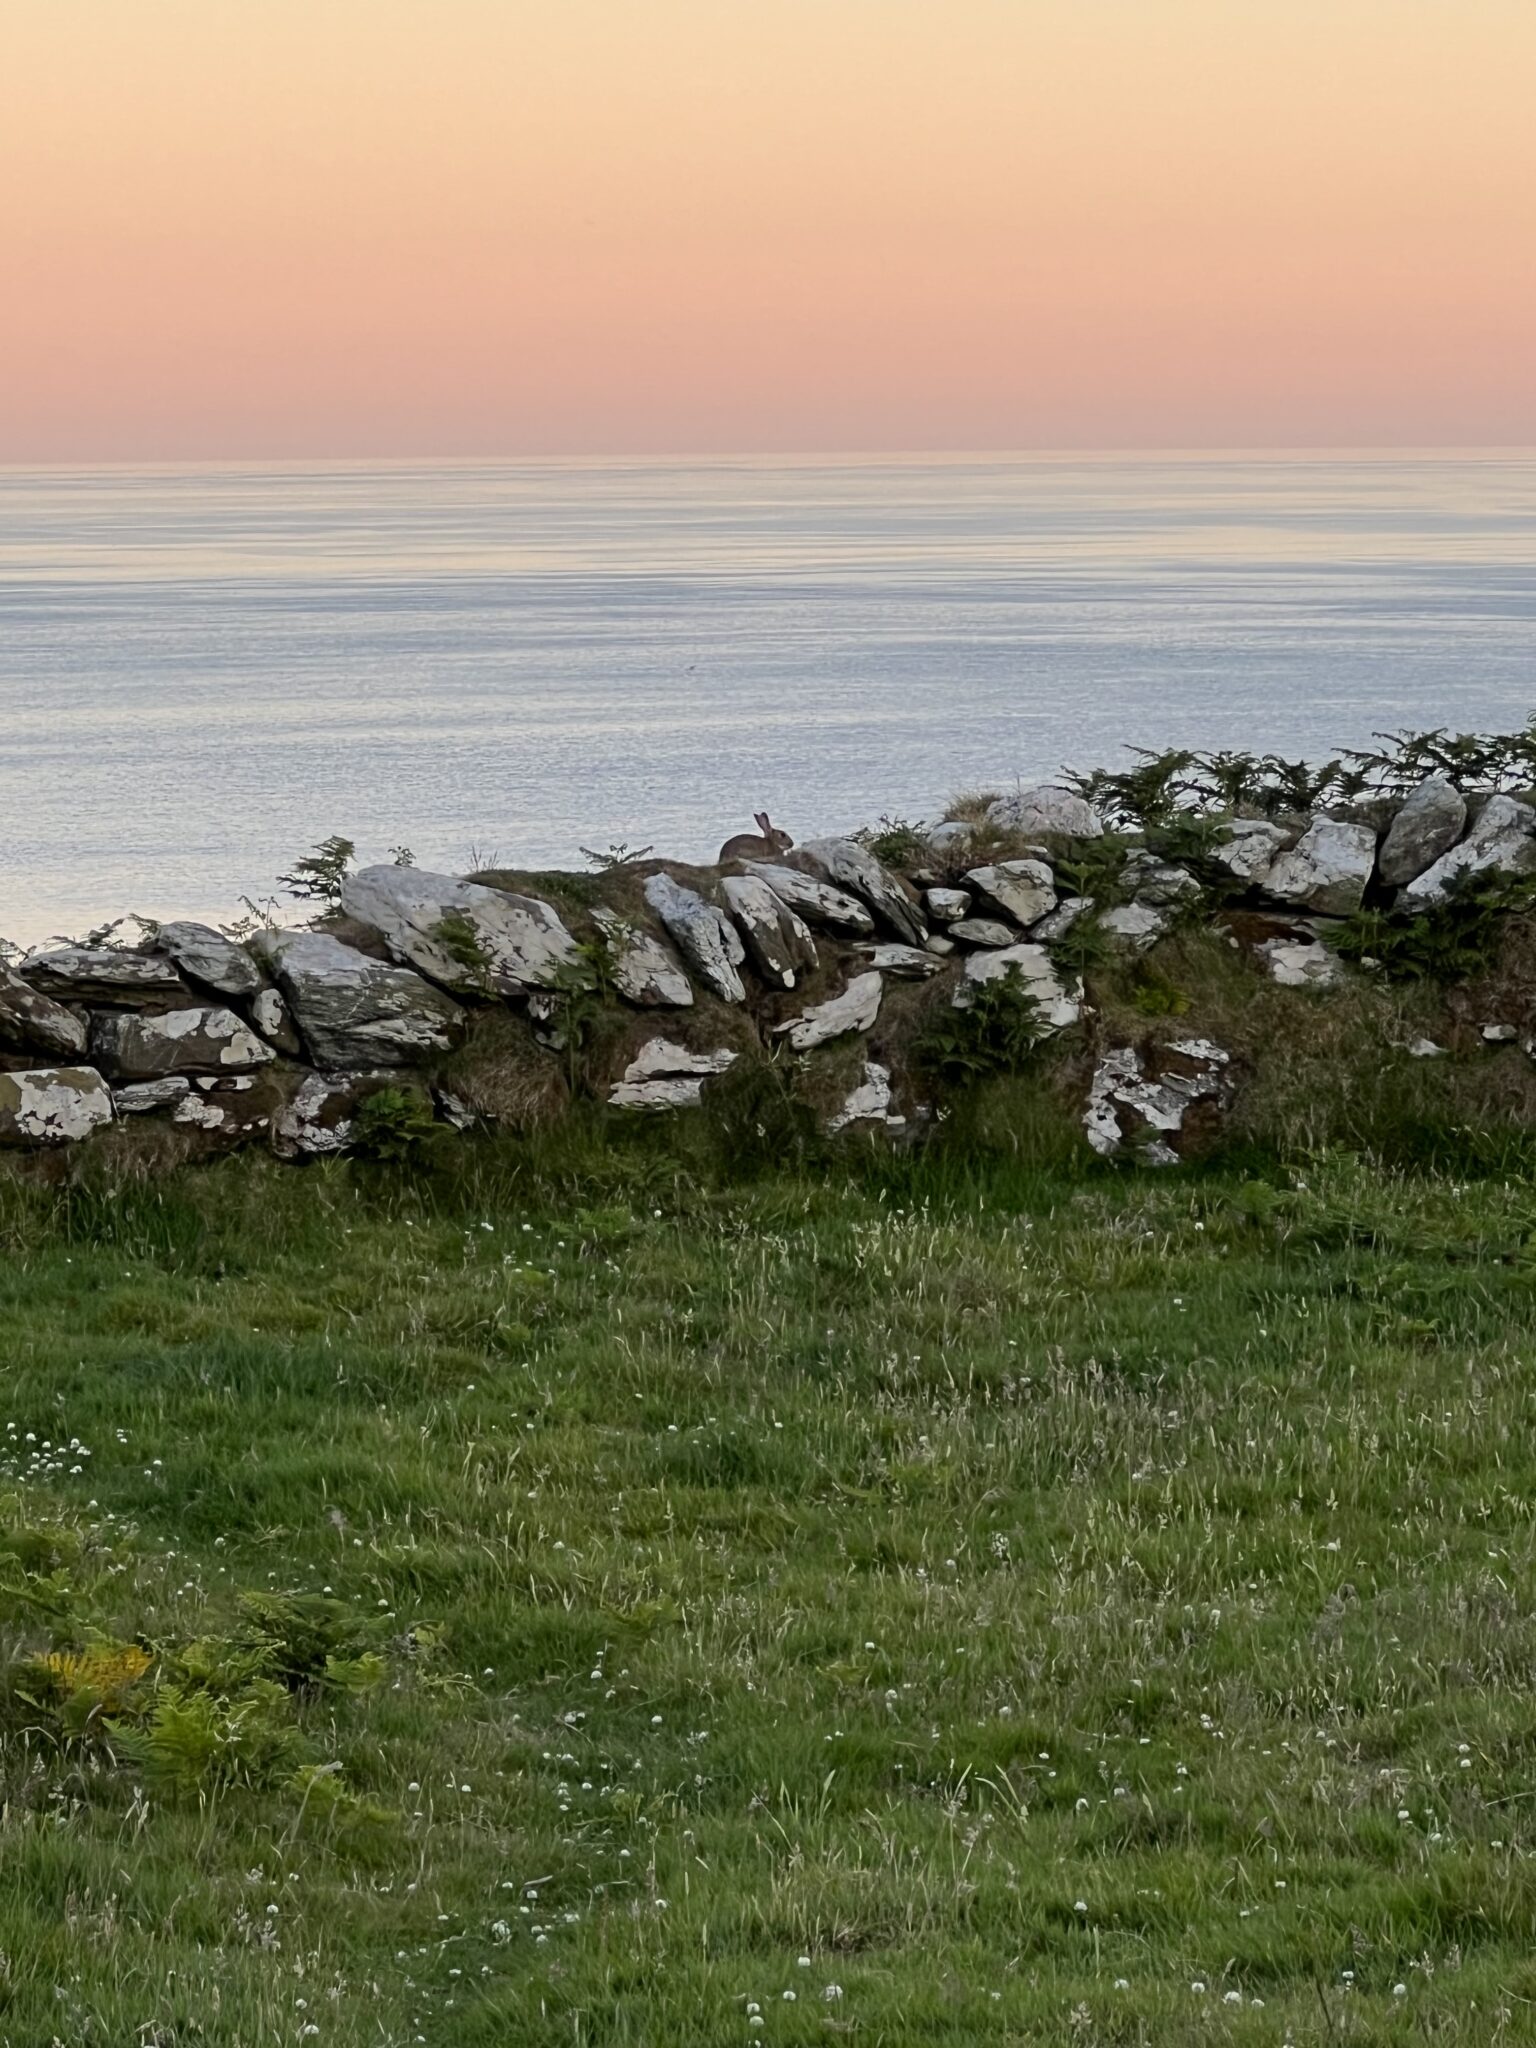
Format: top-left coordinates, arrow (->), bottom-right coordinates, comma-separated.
3,0 -> 1534,460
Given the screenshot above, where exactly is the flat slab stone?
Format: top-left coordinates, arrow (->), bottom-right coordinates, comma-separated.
0,1067 -> 114,1147
114,1077 -> 193,1114
592,907 -> 694,1008
1402,793 -> 1536,906
643,875 -> 746,1003
20,946 -> 185,1007
155,921 -> 263,998
788,839 -> 926,946
91,1005 -> 276,1080
720,874 -> 818,991
341,866 -> 584,996
0,963 -> 87,1059
607,1038 -> 738,1110
949,919 -> 1019,949
251,929 -> 464,1068
964,858 -> 1057,928
741,862 -> 876,937
1261,818 -> 1377,916
774,971 -> 884,1051
1099,904 -> 1169,951
1257,937 -> 1341,988
857,943 -> 943,979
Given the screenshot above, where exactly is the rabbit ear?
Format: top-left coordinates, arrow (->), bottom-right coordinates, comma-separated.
755,811 -> 771,834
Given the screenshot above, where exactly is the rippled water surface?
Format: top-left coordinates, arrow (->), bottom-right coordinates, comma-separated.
3,453 -> 1535,942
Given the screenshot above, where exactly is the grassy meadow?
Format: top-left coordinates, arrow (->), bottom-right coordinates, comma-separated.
6,1103 -> 1536,2045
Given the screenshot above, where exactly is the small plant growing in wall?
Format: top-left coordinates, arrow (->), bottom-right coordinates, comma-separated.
431,908 -> 495,993
917,966 -> 1047,1082
278,835 -> 356,907
350,1087 -> 438,1163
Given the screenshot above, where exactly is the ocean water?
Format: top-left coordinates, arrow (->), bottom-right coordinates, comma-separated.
2,452 -> 1535,946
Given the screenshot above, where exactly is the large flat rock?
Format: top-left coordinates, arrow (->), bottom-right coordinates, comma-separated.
0,963 -> 88,1059
643,875 -> 746,1003
0,1067 -> 114,1147
155,922 -> 264,998
251,929 -> 464,1068
788,839 -> 926,946
341,866 -> 584,997
20,946 -> 186,1008
90,1005 -> 276,1080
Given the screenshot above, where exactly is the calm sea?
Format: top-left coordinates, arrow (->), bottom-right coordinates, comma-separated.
3,453 -> 1535,946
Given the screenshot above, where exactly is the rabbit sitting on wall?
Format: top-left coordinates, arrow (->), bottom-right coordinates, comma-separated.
718,811 -> 794,864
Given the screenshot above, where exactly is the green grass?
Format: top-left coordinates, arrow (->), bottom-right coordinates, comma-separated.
5,1131 -> 1536,2043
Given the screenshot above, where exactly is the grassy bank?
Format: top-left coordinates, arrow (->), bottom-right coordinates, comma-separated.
5,1123 -> 1536,2044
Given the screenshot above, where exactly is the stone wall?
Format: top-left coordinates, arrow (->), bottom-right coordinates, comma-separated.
3,773 -> 1531,1166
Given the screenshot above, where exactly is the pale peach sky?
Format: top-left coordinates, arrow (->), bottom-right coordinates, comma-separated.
2,0 -> 1533,460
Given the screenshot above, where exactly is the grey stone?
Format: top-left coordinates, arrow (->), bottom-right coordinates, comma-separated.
788,839 -> 926,946
0,963 -> 87,1059
924,887 -> 972,923
251,986 -> 303,1054
1084,1038 -> 1231,1164
251,929 -> 464,1068
114,1076 -> 193,1114
1256,937 -> 1340,988
1099,904 -> 1169,951
985,785 -> 1104,839
1261,818 -> 1377,915
155,921 -> 263,998
607,1038 -> 738,1110
20,946 -> 185,1007
719,874 -> 818,991
271,1072 -> 399,1159
0,1067 -> 114,1147
857,943 -> 944,979
90,1005 -> 275,1080
341,866 -> 583,997
963,857 -> 1057,928
1376,777 -> 1467,887
741,862 -> 876,937
1212,818 -> 1293,885
827,1061 -> 902,1136
949,919 -> 1020,949
1032,895 -> 1092,944
643,875 -> 746,1003
954,944 -> 1082,1036
774,971 -> 884,1051
926,820 -> 980,858
591,907 -> 694,1008
1402,793 -> 1536,906
1123,853 -> 1201,907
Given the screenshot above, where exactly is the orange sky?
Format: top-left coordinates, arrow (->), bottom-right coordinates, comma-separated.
2,0 -> 1534,459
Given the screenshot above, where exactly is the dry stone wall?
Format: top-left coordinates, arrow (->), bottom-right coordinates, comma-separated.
4,773 -> 1535,1166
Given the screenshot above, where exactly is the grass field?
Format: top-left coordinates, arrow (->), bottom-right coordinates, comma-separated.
5,1121 -> 1536,2045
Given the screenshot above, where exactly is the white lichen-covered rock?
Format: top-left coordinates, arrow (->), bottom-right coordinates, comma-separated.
774,971 -> 883,1051
341,866 -> 583,996
607,1038 -> 737,1110
643,875 -> 746,1003
924,933 -> 956,957
926,820 -> 980,859
964,858 -> 1057,929
1099,904 -> 1169,951
1261,818 -> 1377,916
788,839 -> 926,946
1032,895 -> 1092,944
1376,777 -> 1467,887
857,944 -> 943,979
114,1077 -> 193,1114
251,986 -> 303,1054
0,1067 -> 114,1147
90,1005 -> 276,1080
1257,937 -> 1340,988
827,1060 -> 905,1136
1123,853 -> 1201,908
924,887 -> 972,923
985,785 -> 1103,839
272,1072 -> 382,1158
591,907 -> 693,1008
719,874 -> 818,991
949,918 -> 1019,949
251,930 -> 464,1068
1212,818 -> 1293,885
954,944 -> 1082,1036
20,946 -> 184,1006
155,921 -> 263,998
0,963 -> 87,1059
1084,1038 -> 1231,1164
1401,793 -> 1536,906
742,862 -> 876,937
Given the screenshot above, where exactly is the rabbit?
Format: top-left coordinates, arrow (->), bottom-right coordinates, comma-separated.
718,811 -> 795,865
